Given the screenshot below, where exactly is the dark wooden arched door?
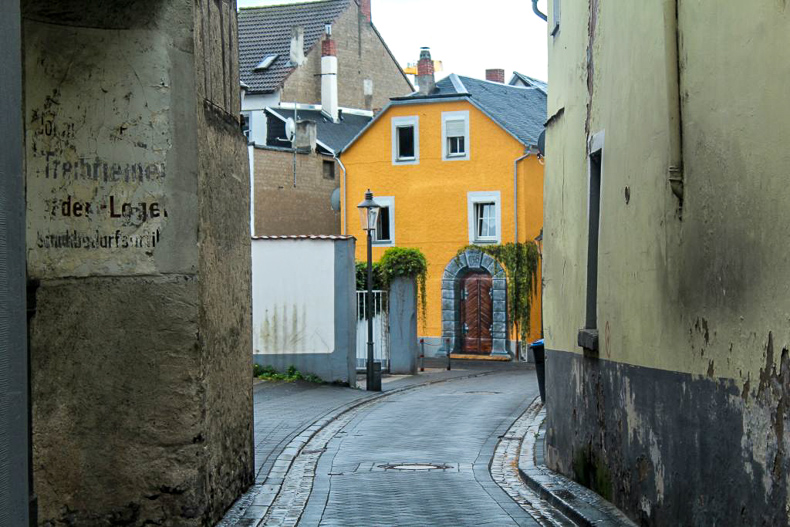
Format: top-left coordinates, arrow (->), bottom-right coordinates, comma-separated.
460,271 -> 493,354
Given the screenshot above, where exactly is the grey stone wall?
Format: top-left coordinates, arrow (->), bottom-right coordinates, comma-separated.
24,0 -> 252,525
389,277 -> 418,374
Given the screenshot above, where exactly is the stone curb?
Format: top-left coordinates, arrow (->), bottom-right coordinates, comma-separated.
518,404 -> 638,527
219,368 -> 500,526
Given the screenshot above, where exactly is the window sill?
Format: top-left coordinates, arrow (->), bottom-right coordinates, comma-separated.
372,240 -> 394,247
577,328 -> 599,353
473,238 -> 498,245
444,154 -> 469,161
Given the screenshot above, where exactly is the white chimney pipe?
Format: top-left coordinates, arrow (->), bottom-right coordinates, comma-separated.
321,32 -> 339,122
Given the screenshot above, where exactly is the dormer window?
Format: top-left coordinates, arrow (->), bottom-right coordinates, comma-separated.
254,54 -> 278,72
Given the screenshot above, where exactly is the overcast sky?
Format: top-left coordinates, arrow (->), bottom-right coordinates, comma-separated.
236,0 -> 549,83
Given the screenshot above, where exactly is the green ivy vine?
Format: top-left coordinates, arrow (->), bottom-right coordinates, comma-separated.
456,242 -> 540,354
356,247 -> 429,328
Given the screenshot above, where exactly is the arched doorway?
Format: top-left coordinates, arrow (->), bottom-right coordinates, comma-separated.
460,271 -> 493,353
441,249 -> 508,356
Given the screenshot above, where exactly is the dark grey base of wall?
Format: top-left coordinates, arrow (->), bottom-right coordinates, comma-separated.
545,348 -> 789,527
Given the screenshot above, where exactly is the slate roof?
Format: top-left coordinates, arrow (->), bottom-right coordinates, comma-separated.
267,108 -> 372,153
238,0 -> 351,94
509,72 -> 548,94
398,74 -> 547,146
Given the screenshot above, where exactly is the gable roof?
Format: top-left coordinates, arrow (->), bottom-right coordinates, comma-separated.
341,74 -> 547,154
267,107 -> 372,154
239,0 -> 350,94
509,72 -> 548,94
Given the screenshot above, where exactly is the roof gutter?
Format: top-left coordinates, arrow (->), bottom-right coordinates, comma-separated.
514,150 -> 531,242
334,154 -> 348,234
532,0 -> 548,21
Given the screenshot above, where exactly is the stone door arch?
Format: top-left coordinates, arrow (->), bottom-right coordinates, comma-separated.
441,249 -> 508,355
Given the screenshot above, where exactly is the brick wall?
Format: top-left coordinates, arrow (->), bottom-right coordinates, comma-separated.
280,3 -> 412,110
253,148 -> 341,235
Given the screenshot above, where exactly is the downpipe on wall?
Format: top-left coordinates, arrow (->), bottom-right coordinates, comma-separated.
514,150 -> 531,242
664,0 -> 684,212
335,154 -> 347,234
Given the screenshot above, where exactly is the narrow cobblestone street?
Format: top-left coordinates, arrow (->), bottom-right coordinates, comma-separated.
222,363 -> 591,526
303,370 -> 541,526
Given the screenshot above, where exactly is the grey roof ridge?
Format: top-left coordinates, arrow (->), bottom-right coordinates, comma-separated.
449,73 -> 469,94
458,74 -> 544,92
238,0 -> 341,11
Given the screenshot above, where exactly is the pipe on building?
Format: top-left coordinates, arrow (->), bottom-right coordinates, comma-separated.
335,154 -> 348,234
532,0 -> 548,21
663,0 -> 684,205
514,150 -> 531,242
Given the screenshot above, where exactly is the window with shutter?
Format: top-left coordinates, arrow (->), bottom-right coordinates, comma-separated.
442,111 -> 470,161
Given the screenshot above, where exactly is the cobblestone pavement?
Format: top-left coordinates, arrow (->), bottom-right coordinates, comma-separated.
219,359 -> 522,525
298,370 -> 552,526
491,398 -> 575,526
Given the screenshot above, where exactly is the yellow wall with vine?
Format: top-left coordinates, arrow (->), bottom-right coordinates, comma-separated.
341,99 -> 544,349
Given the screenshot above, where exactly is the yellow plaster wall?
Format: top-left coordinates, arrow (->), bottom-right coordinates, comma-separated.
341,100 -> 544,344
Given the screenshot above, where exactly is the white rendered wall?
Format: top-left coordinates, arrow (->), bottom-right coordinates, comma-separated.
252,239 -> 335,355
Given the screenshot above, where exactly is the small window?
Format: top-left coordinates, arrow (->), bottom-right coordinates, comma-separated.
374,206 -> 391,242
323,160 -> 335,179
467,191 -> 500,244
475,203 -> 497,241
391,116 -> 419,165
397,126 -> 415,160
254,54 -> 279,72
371,196 -> 395,245
442,111 -> 470,161
241,111 -> 250,139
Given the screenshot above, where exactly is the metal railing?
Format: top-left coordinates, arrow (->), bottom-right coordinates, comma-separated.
356,290 -> 389,371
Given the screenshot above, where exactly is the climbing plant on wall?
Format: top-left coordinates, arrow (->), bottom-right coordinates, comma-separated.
456,242 -> 540,354
356,247 -> 428,327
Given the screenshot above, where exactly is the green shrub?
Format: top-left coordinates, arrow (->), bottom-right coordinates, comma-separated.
356,247 -> 429,328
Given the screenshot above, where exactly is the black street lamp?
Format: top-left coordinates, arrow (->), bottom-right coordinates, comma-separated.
357,189 -> 381,391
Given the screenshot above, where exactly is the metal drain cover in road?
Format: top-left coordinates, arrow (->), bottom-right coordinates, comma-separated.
378,463 -> 452,471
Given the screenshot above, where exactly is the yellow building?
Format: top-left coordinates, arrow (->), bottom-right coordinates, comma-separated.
340,67 -> 546,358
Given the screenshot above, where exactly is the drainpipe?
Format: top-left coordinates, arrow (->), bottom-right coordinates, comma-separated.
532,0 -> 547,21
335,154 -> 348,234
664,0 -> 684,209
514,150 -> 531,242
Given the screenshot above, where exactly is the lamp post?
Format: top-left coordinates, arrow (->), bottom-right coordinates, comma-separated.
357,189 -> 381,391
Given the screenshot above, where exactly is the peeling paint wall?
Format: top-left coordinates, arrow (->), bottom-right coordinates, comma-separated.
24,0 -> 252,525
543,0 -> 790,524
251,238 -> 356,385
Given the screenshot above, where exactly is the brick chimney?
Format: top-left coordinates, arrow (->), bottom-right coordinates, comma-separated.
360,0 -> 371,23
486,69 -> 505,83
321,25 -> 339,122
417,47 -> 435,96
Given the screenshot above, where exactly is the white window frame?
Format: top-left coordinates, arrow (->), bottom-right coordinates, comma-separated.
391,116 -> 419,165
372,196 -> 395,246
442,111 -> 470,161
467,191 -> 501,244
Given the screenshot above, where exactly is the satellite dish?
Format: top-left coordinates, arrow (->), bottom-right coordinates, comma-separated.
330,188 -> 341,212
285,118 -> 295,141
537,129 -> 546,157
